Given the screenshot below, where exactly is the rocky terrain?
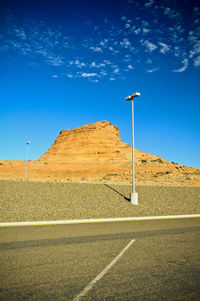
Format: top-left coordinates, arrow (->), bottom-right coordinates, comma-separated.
0,121 -> 200,186
1,180 -> 200,222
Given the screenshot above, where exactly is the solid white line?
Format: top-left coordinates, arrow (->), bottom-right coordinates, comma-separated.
73,239 -> 135,301
0,214 -> 200,227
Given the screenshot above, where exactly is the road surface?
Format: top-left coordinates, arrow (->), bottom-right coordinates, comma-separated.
1,218 -> 200,300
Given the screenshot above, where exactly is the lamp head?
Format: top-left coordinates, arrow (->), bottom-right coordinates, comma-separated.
125,95 -> 132,101
131,92 -> 140,98
125,92 -> 141,101
27,141 -> 30,145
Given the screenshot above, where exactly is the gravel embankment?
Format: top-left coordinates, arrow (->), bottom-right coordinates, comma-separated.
0,180 -> 200,222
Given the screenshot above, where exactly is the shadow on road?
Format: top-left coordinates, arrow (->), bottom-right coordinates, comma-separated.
1,226 -> 199,250
104,184 -> 130,202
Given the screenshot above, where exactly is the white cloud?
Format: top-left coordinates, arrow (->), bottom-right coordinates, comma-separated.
100,70 -> 107,76
141,21 -> 149,27
146,58 -> 152,64
194,55 -> 200,67
109,77 -> 116,81
120,38 -> 131,48
3,8 -> 199,82
90,46 -> 103,52
89,79 -> 99,83
52,74 -> 58,78
35,49 -> 48,57
90,61 -> 106,69
47,55 -> 64,66
173,59 -> 188,72
188,29 -> 200,68
143,28 -> 150,34
91,61 -> 96,67
125,23 -> 131,29
144,0 -> 154,8
134,28 -> 141,35
143,40 -> 158,52
104,60 -> 112,65
159,42 -> 170,54
80,62 -> 86,67
164,7 -> 181,19
99,39 -> 108,46
99,62 -> 106,67
75,60 -> 86,68
82,72 -> 98,77
146,67 -> 159,73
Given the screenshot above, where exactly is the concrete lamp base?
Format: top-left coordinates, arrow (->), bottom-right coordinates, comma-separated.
130,192 -> 138,205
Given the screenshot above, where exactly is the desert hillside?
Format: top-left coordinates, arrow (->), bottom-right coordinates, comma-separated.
0,121 -> 200,186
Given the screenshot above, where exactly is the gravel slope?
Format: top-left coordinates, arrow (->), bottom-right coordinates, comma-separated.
0,180 -> 200,222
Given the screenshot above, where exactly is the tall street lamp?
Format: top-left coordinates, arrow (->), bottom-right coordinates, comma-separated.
125,92 -> 140,205
25,141 -> 30,181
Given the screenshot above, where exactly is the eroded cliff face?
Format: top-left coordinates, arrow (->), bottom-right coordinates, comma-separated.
40,120 -> 133,161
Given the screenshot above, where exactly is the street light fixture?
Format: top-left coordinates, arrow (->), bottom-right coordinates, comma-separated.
125,91 -> 140,205
25,141 -> 30,181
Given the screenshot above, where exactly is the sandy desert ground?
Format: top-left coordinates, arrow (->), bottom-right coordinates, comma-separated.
1,180 -> 199,222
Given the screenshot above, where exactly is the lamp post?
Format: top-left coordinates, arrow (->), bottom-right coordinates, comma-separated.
125,92 -> 140,205
25,141 -> 30,181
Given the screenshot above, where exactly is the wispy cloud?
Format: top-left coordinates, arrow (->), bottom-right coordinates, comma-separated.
82,72 -> 99,77
142,40 -> 158,52
159,42 -> 170,54
90,46 -> 103,52
146,67 -> 159,73
163,7 -> 182,20
2,1 -> 199,82
173,59 -> 189,72
120,38 -> 132,49
128,64 -> 134,69
144,0 -> 154,8
188,28 -> 200,67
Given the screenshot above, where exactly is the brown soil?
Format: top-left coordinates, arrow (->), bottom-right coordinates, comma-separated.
1,180 -> 200,222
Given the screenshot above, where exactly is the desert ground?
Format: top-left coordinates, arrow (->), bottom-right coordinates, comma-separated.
1,180 -> 199,222
0,158 -> 200,187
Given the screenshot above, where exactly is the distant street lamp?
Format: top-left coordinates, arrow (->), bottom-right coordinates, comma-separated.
125,92 -> 140,205
25,141 -> 30,181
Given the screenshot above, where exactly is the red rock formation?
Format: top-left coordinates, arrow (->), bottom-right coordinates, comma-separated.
40,120 -> 132,161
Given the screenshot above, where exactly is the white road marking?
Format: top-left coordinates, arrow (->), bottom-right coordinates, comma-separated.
0,214 -> 200,227
73,239 -> 135,301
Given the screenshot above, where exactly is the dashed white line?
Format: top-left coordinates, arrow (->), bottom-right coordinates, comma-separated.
73,239 -> 135,301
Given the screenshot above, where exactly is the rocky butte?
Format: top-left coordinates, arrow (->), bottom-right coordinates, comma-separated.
0,120 -> 200,186
40,120 -> 132,162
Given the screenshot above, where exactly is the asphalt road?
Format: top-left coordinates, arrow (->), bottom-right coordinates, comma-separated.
1,218 -> 200,300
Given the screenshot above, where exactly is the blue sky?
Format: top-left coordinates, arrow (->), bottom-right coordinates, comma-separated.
0,0 -> 200,168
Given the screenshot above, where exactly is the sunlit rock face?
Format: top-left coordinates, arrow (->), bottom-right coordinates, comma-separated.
40,120 -> 134,161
